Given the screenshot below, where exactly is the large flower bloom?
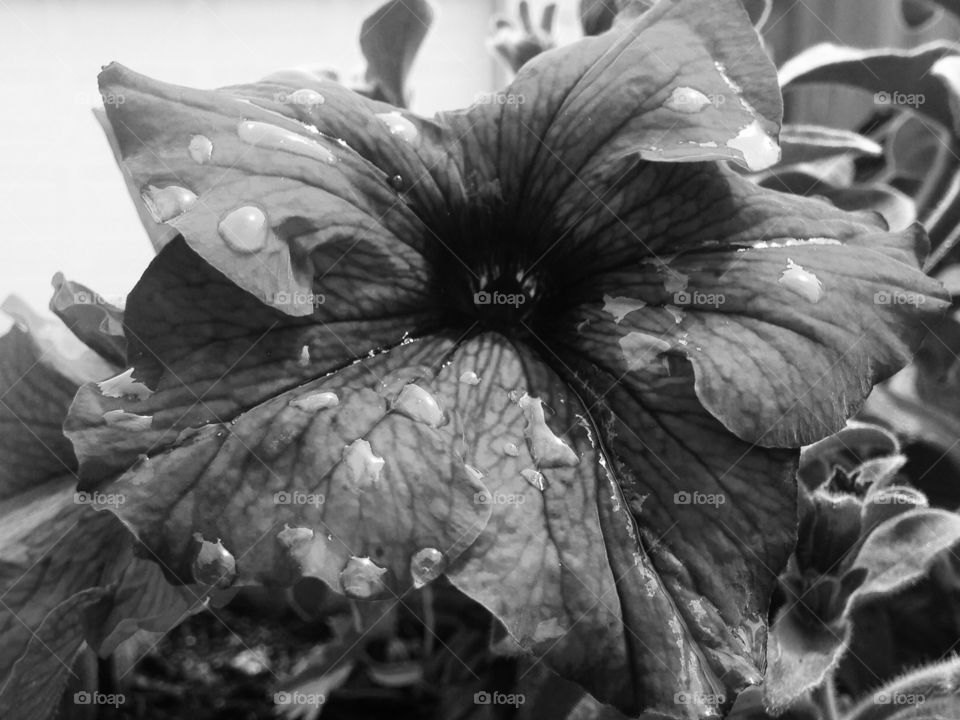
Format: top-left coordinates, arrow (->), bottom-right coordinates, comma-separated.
43,0 -> 946,716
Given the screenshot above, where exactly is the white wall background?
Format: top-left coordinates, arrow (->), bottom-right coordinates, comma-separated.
0,0 -> 584,333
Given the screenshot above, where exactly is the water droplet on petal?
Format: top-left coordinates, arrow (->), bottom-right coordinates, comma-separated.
664,304 -> 685,324
102,409 -> 152,431
339,556 -> 389,599
517,394 -> 579,469
289,390 -> 339,412
410,547 -> 444,589
664,86 -> 712,114
289,88 -> 325,106
218,205 -> 269,253
752,237 -> 840,249
620,332 -> 672,370
459,371 -> 481,386
297,345 -> 311,367
727,119 -> 781,171
188,134 -> 213,164
464,463 -> 484,482
375,111 -> 418,143
392,383 -> 444,427
277,525 -> 314,549
389,174 -> 405,191
141,185 -> 197,223
503,441 -> 520,457
98,368 -> 152,401
237,120 -> 336,164
343,439 -> 385,487
778,258 -> 823,303
602,295 -> 646,324
192,535 -> 237,587
521,468 -> 547,491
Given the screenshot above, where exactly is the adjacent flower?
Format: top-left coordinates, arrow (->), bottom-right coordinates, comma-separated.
46,0 -> 947,716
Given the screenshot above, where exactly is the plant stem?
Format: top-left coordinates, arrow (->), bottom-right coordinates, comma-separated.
813,675 -> 840,720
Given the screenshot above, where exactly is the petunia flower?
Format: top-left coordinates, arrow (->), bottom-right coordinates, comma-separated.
55,0 -> 945,716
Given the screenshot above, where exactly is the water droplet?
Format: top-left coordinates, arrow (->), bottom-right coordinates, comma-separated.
237,120 -> 336,164
464,463 -> 484,482
277,524 -> 314,549
389,174 -> 405,191
517,394 -> 579,468
459,371 -> 481,386
620,332 -> 672,370
392,383 -> 444,427
289,390 -> 339,412
752,237 -> 840,249
410,547 -> 444,589
532,617 -> 566,642
218,205 -> 269,253
375,111 -> 418,143
297,345 -> 311,367
339,556 -> 389,599
727,119 -> 781,171
778,258 -> 823,303
664,86 -> 712,114
664,304 -> 685,324
192,535 -> 237,587
503,441 -> 520,457
98,368 -> 152,401
102,409 -> 152,431
188,134 -> 213,164
343,439 -> 385,487
141,185 -> 197,223
289,88 -> 325,106
521,468 -> 547,491
602,295 -> 646,324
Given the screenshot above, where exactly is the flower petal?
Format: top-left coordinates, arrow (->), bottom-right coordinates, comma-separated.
560,163 -> 947,446
97,63 -> 465,316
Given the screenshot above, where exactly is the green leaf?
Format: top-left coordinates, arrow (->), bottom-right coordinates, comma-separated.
49,273 -> 126,367
845,656 -> 960,719
358,0 -> 434,107
780,42 -> 960,136
778,124 -> 882,166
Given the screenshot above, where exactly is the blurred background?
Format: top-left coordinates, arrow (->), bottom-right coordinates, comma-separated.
0,0 -> 958,333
